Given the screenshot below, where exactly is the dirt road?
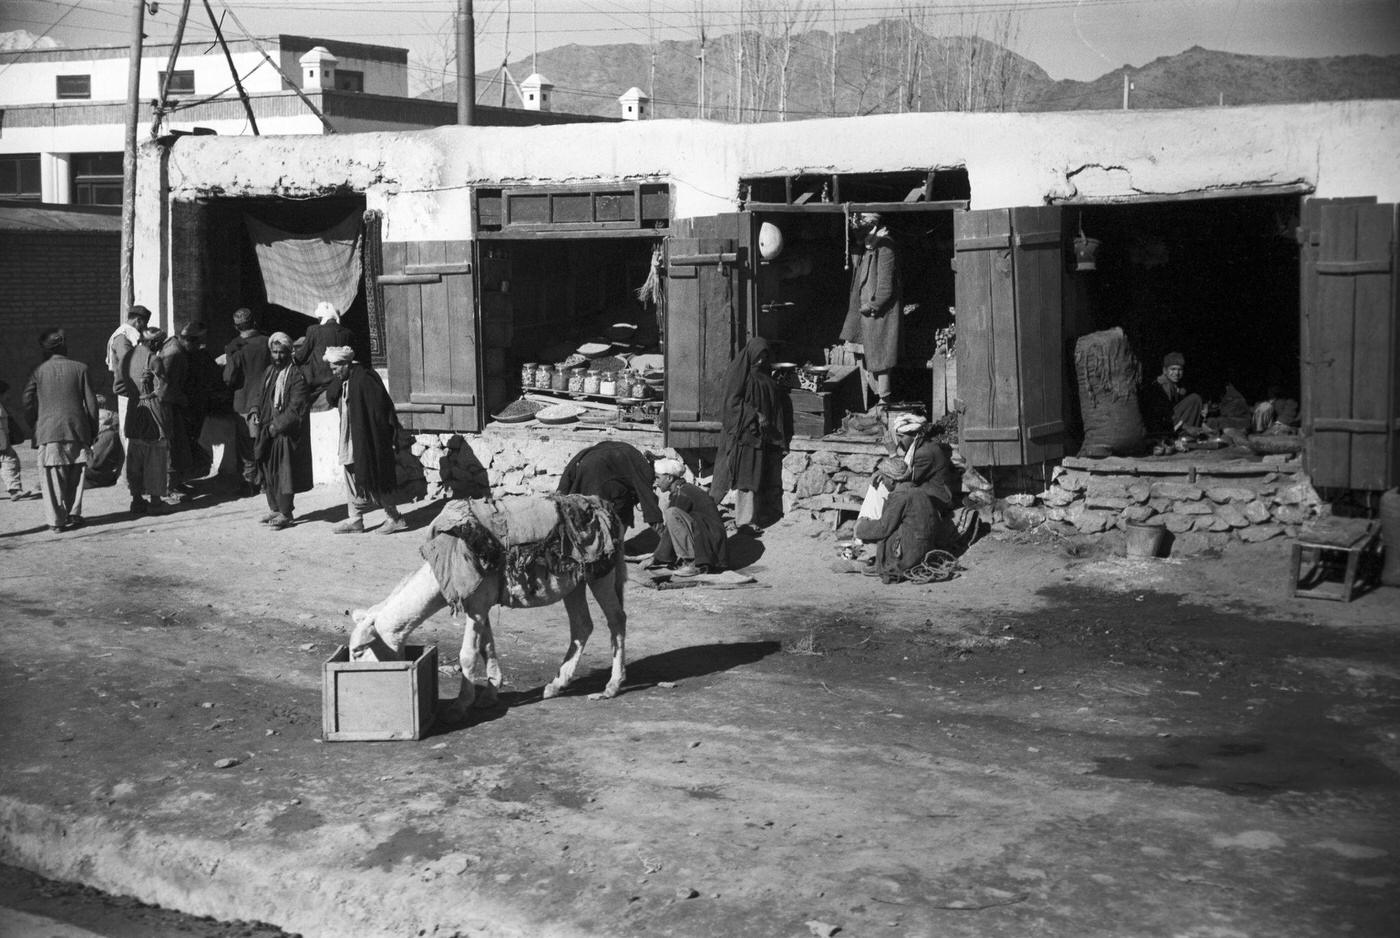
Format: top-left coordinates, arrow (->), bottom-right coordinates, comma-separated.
2,456 -> 1397,938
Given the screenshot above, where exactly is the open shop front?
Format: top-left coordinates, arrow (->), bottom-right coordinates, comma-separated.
171,194 -> 374,366
376,181 -> 674,436
664,169 -> 969,453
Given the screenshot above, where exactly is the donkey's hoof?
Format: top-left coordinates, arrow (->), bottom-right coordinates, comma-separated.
542,682 -> 562,699
587,685 -> 620,701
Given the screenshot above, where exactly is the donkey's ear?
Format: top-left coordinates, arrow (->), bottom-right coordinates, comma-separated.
642,450 -> 657,461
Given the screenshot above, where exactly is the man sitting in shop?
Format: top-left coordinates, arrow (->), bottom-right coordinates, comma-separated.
1141,352 -> 1205,437
648,457 -> 728,578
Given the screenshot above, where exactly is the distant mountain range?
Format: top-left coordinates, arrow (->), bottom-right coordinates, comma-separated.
422,19 -> 1400,119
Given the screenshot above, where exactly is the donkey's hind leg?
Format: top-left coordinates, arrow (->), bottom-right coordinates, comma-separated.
543,581 -> 594,699
586,565 -> 627,700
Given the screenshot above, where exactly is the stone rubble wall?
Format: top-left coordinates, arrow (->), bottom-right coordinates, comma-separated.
779,448 -> 885,529
1008,454 -> 1325,553
393,430 -> 682,504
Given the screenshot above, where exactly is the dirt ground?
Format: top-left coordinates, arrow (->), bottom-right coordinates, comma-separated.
2,444 -> 1398,938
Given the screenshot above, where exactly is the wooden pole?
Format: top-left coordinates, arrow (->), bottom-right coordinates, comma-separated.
457,0 -> 475,125
119,0 -> 147,313
150,0 -> 192,138
203,0 -> 258,134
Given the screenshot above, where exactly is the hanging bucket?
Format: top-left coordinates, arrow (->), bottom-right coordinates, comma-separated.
1125,521 -> 1166,558
1073,237 -> 1101,271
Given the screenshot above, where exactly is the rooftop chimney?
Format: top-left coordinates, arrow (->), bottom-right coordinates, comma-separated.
299,46 -> 338,92
521,73 -> 553,112
619,87 -> 649,121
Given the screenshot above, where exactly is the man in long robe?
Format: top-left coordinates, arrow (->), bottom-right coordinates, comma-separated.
253,333 -> 312,530
323,347 -> 406,534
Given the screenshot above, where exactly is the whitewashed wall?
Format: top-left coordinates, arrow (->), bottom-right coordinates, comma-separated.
135,100 -> 1400,319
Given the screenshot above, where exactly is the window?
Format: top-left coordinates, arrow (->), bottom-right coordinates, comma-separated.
56,75 -> 91,100
157,70 -> 195,95
71,152 -> 123,206
0,155 -> 42,200
336,69 -> 364,92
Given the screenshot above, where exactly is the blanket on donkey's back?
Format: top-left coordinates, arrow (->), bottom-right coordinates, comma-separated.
422,494 -> 619,609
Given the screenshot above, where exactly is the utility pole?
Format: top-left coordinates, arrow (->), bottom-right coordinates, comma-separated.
120,0 -> 146,313
457,0 -> 475,125
1122,73 -> 1130,110
830,0 -> 838,117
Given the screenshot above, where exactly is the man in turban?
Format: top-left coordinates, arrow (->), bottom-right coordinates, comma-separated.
253,332 -> 313,529
23,329 -> 99,532
323,346 -> 406,534
887,411 -> 956,513
649,457 -> 728,577
853,456 -> 937,584
304,301 -> 357,401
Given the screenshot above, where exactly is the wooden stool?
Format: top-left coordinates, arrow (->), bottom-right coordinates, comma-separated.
1290,517 -> 1379,602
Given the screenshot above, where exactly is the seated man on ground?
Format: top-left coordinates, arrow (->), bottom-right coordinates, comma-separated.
649,457 -> 729,577
1141,352 -> 1205,438
852,456 -> 937,584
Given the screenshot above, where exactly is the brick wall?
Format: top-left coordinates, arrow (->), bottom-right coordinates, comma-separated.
0,231 -> 120,396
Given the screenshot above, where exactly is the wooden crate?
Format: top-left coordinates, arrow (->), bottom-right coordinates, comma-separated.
322,644 -> 438,742
790,388 -> 838,437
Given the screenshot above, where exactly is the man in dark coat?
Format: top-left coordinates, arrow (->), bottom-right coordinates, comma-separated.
840,212 -> 903,410
304,301 -> 357,401
1141,351 -> 1204,437
854,457 -> 937,584
23,329 -> 98,532
557,440 -> 662,532
323,346 -> 406,534
650,457 -> 728,577
254,333 -> 313,530
157,324 -> 193,494
223,307 -> 271,496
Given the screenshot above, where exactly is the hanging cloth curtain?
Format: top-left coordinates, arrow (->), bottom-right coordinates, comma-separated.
244,212 -> 363,317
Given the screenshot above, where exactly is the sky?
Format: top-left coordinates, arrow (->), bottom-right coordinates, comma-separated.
2,0 -> 1399,90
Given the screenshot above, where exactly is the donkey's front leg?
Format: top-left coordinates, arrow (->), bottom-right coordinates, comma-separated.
461,603 -> 503,709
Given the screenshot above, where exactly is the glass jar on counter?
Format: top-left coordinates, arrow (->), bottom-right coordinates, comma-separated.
550,365 -> 569,391
520,362 -> 539,389
631,374 -> 651,399
535,364 -> 553,390
567,367 -> 586,393
583,369 -> 601,395
598,372 -> 618,398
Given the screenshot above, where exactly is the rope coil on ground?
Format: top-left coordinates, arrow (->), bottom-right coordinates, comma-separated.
903,549 -> 961,584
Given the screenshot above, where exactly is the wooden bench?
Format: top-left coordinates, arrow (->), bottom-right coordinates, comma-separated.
1290,517 -> 1380,602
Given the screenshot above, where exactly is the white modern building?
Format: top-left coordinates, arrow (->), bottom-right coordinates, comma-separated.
0,33 -> 616,207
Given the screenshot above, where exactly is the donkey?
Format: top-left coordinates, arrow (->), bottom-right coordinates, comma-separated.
348,494 -> 628,722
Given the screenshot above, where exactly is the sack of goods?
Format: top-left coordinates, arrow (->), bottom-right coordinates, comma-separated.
1074,327 -> 1146,458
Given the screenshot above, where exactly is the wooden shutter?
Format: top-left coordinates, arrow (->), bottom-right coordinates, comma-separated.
664,213 -> 752,450
953,207 -> 1066,467
1302,199 -> 1399,491
379,240 -> 481,433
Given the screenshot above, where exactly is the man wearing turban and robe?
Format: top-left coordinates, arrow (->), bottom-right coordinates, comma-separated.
253,333 -> 313,530
649,457 -> 728,578
323,346 -> 406,534
853,456 -> 937,584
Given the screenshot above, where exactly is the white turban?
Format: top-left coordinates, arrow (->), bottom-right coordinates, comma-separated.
268,332 -> 293,350
653,458 -> 685,479
315,301 -> 341,324
323,346 -> 354,365
890,413 -> 928,437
